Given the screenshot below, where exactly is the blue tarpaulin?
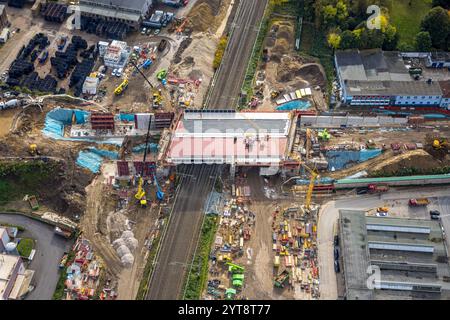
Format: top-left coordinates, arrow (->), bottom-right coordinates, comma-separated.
120,113 -> 135,122
326,149 -> 382,171
132,143 -> 159,153
277,100 -> 311,111
88,147 -> 119,160
76,151 -> 104,173
42,107 -> 123,145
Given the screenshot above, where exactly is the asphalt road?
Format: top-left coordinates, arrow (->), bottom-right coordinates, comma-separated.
146,165 -> 219,300
317,187 -> 450,300
0,214 -> 72,300
207,0 -> 268,110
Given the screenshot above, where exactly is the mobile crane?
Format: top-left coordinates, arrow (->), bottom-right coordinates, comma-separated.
130,60 -> 165,207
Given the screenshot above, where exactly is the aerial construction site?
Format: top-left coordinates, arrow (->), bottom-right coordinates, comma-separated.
0,0 -> 449,306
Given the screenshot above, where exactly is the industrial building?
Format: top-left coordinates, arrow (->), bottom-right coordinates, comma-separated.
161,110 -> 300,175
335,49 -> 450,109
102,40 -> 131,69
78,0 -> 153,29
0,253 -> 34,300
339,210 -> 450,300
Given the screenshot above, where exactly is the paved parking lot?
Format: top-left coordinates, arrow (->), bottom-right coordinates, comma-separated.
0,214 -> 73,300
317,186 -> 450,300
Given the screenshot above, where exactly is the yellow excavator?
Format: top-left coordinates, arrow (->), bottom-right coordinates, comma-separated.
114,78 -> 129,95
135,176 -> 147,207
29,144 -> 40,156
433,139 -> 448,150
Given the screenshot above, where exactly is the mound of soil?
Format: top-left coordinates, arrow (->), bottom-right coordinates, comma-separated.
187,0 -> 224,32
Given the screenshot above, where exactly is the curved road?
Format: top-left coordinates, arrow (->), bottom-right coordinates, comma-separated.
0,213 -> 72,300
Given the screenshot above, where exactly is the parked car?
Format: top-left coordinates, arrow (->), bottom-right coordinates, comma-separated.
430,210 -> 441,216
334,260 -> 340,273
154,29 -> 160,35
116,68 -> 123,77
141,27 -> 147,35
431,214 -> 440,221
112,68 -> 117,77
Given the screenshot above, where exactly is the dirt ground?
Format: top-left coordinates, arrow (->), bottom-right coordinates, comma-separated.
254,18 -> 328,111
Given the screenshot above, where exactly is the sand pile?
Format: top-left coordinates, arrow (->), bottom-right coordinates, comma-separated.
187,0 -> 226,33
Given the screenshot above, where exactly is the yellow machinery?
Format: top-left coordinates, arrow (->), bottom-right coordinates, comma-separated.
134,177 -> 147,207
306,128 -> 312,160
433,139 -> 448,150
114,78 -> 129,95
29,144 -> 39,156
152,89 -> 163,108
301,163 -> 319,212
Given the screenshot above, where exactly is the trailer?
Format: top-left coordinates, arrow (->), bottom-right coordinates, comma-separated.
28,195 -> 39,210
274,270 -> 290,288
368,184 -> 389,193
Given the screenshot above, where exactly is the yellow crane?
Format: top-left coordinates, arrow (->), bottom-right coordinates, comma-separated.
301,163 -> 319,212
135,177 -> 147,207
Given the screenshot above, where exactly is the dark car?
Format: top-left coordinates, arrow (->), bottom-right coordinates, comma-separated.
430,210 -> 441,216
334,235 -> 339,247
431,214 -> 440,221
334,247 -> 339,260
356,188 -> 368,195
334,260 -> 340,273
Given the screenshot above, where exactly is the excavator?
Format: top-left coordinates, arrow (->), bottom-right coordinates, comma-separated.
29,144 -> 40,156
301,163 -> 319,213
114,78 -> 129,95
433,138 -> 448,150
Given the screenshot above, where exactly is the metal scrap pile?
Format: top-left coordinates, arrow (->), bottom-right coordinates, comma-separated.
62,237 -> 116,300
272,206 -> 320,299
206,198 -> 256,300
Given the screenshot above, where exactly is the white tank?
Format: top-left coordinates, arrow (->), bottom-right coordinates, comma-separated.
5,242 -> 18,255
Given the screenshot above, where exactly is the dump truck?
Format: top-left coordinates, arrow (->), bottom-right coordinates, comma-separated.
54,226 -> 72,239
409,198 -> 429,207
368,184 -> 389,193
274,270 -> 290,288
28,195 -> 39,211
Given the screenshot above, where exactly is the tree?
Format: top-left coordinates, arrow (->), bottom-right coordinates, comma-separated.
415,31 -> 433,52
336,0 -> 349,24
432,0 -> 450,9
323,5 -> 338,27
340,30 -> 359,49
382,24 -> 399,50
397,42 -> 415,52
421,6 -> 450,49
327,32 -> 341,50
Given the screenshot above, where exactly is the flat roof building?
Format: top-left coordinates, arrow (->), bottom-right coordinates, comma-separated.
78,0 -> 153,28
339,210 -> 450,300
335,49 -> 450,110
0,254 -> 33,300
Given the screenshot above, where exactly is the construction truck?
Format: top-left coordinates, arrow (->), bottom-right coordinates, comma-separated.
54,226 -> 72,239
318,129 -> 331,141
114,78 -> 129,95
368,184 -> 389,193
409,198 -> 429,207
274,270 -> 290,288
157,69 -> 168,81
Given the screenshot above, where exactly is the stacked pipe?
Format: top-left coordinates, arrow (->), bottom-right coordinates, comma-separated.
41,3 -> 68,23
70,58 -> 95,96
80,16 -> 129,40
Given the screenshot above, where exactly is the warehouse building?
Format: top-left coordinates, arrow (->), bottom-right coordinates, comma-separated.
78,0 -> 153,29
335,49 -> 450,109
339,210 -> 450,300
